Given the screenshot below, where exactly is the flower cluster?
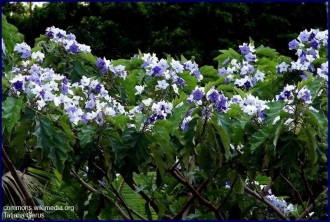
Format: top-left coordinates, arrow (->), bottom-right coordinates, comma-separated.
95,57 -> 128,79
229,94 -> 269,122
282,29 -> 328,78
217,43 -> 265,90
9,63 -> 125,125
45,26 -> 91,54
137,53 -> 203,95
265,193 -> 297,216
13,42 -> 31,59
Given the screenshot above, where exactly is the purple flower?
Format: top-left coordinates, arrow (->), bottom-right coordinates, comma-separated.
56,32 -> 64,38
61,84 -> 69,94
69,43 -> 80,53
302,90 -> 311,101
67,33 -> 76,41
244,80 -> 251,89
40,90 -> 46,99
46,31 -> 54,38
288,39 -> 299,50
62,77 -> 68,85
310,40 -> 319,49
208,91 -> 219,102
176,77 -> 186,86
94,84 -> 102,93
152,66 -> 162,76
192,89 -> 203,100
244,53 -> 256,63
13,80 -> 23,90
239,44 -> 250,55
85,99 -> 96,110
95,58 -> 106,69
298,31 -> 309,42
218,67 -> 227,76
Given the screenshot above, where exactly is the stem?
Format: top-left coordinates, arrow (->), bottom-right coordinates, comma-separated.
218,174 -> 237,209
70,171 -> 130,220
280,173 -> 305,210
2,145 -> 39,214
121,174 -> 173,219
299,162 -> 316,208
174,177 -> 210,219
109,184 -> 134,220
169,168 -> 224,220
296,187 -> 328,220
182,155 -> 195,219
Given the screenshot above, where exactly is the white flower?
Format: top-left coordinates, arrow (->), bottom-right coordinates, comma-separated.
272,116 -> 280,125
135,85 -> 145,95
156,80 -> 169,90
171,59 -> 184,73
142,98 -> 153,106
31,51 -> 45,62
172,84 -> 179,94
254,70 -> 265,82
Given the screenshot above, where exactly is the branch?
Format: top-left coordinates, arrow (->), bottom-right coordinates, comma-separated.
299,164 -> 316,208
218,174 -> 237,209
169,168 -> 224,220
296,187 -> 328,220
2,145 -> 39,214
121,175 -> 173,219
244,187 -> 287,220
70,171 -> 130,220
174,177 -> 210,219
280,173 -> 305,210
182,155 -> 195,219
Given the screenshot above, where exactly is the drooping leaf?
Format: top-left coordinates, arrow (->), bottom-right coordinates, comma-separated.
33,116 -> 71,173
2,97 -> 26,133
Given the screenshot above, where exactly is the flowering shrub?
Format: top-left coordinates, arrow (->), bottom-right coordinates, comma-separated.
2,14 -> 328,220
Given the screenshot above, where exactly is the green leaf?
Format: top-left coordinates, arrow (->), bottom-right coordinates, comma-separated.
250,126 -> 275,153
2,97 -> 26,133
78,52 -> 97,64
107,114 -> 130,131
256,46 -> 279,58
34,34 -> 48,45
264,101 -> 285,124
9,119 -> 33,164
179,71 -> 198,91
214,48 -> 241,68
211,115 -> 231,160
77,125 -> 97,148
255,174 -> 271,185
33,116 -> 71,173
167,103 -> 190,134
298,124 -> 318,165
199,65 -> 218,77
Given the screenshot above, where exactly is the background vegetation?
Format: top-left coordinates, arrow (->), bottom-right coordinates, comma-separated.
2,2 -> 327,65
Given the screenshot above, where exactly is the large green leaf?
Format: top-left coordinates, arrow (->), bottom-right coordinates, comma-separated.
249,125 -> 276,153
2,97 -> 26,133
77,125 -> 97,148
33,116 -> 71,173
211,115 -> 231,160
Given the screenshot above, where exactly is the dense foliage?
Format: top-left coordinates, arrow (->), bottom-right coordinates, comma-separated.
2,12 -> 328,220
2,2 -> 327,65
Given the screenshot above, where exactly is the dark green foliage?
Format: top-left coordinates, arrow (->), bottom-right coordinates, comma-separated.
2,2 -> 327,65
